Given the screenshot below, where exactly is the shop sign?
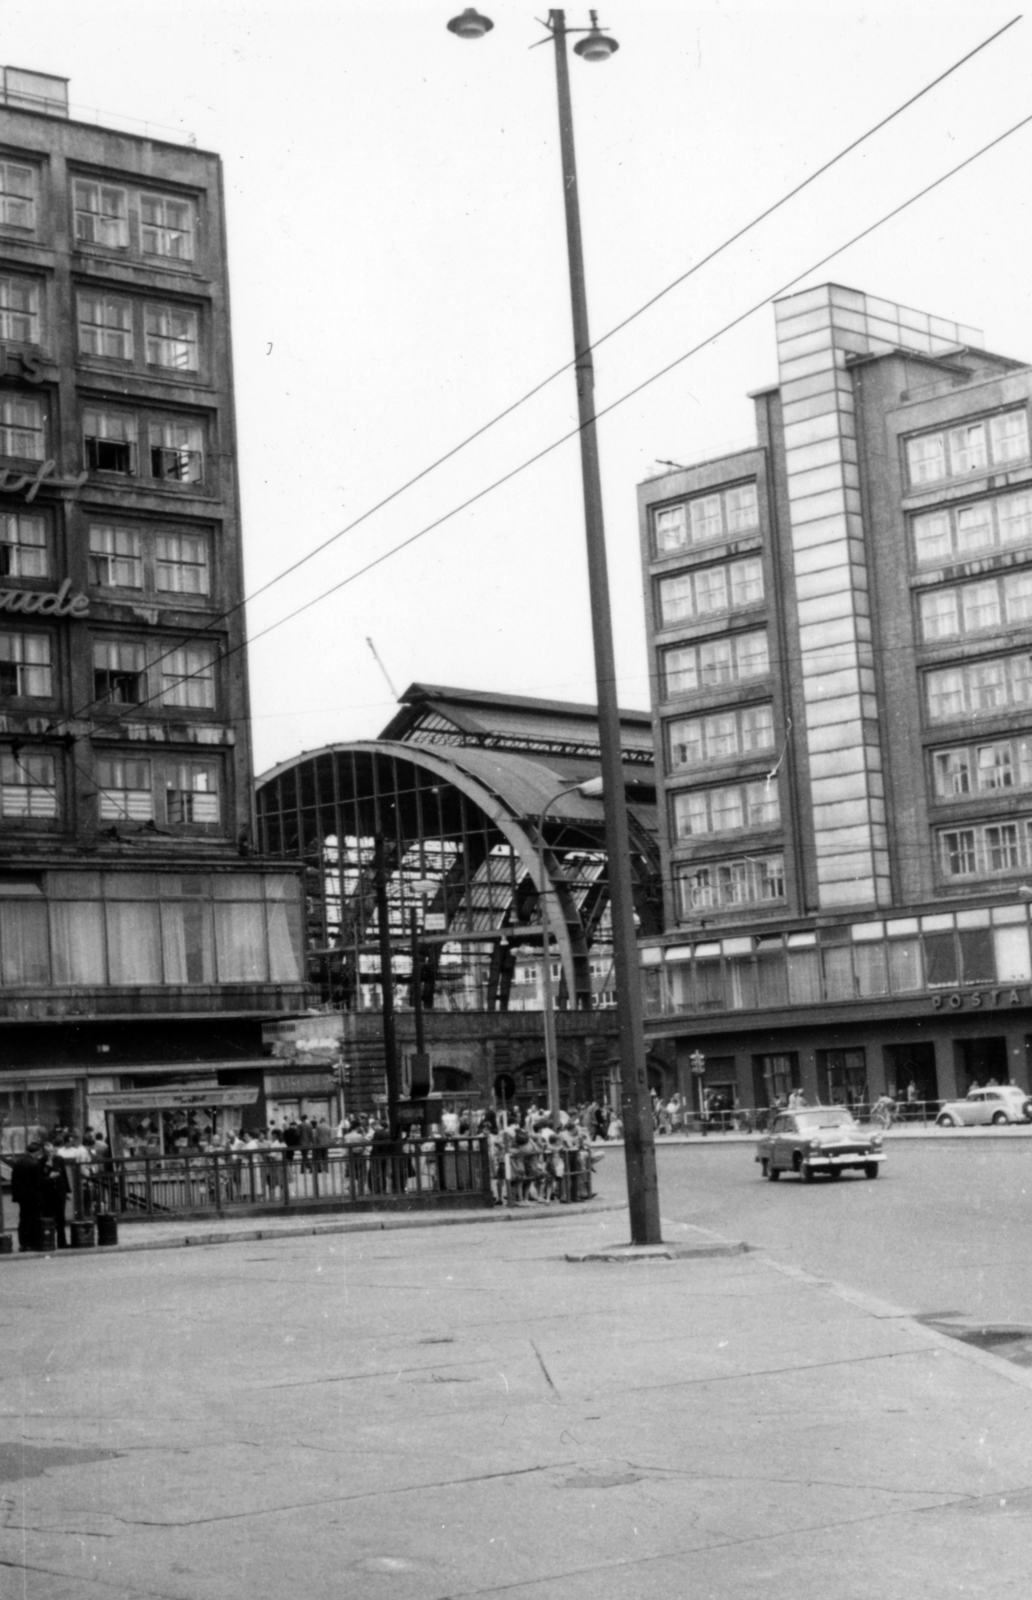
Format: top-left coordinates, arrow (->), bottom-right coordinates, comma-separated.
0,459 -> 89,502
265,1072 -> 335,1096
0,576 -> 89,617
90,1088 -> 259,1111
932,988 -> 1027,1011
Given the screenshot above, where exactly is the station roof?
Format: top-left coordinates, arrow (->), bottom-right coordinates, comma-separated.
378,682 -> 655,766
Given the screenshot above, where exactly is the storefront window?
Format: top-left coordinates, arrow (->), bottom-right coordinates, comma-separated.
787,948 -> 820,1004
924,931 -> 959,987
888,938 -> 923,992
994,924 -> 1032,982
106,900 -> 163,984
822,945 -> 855,1000
214,900 -> 267,981
958,927 -> 995,985
0,899 -> 49,983
854,943 -> 889,997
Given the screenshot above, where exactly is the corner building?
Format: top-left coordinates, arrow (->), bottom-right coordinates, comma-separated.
638,282 -> 1032,1111
0,70 -> 306,1155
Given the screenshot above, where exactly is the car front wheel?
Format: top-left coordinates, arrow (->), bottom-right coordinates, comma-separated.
864,1163 -> 879,1179
991,1111 -> 1009,1125
800,1162 -> 815,1183
767,1163 -> 780,1181
937,1113 -> 956,1127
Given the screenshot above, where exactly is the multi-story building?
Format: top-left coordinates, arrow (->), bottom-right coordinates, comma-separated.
638,282 -> 1032,1112
0,68 -> 306,1157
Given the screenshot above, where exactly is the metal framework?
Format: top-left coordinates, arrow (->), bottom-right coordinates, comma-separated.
255,741 -> 660,1015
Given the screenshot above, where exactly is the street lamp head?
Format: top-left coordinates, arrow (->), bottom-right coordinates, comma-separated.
573,15 -> 619,62
447,7 -> 494,39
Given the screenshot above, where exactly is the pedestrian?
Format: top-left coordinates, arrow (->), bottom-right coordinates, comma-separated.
40,1145 -> 71,1248
10,1140 -> 47,1251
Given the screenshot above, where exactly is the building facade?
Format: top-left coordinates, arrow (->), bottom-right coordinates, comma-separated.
0,70 -> 306,1157
638,283 -> 1032,1113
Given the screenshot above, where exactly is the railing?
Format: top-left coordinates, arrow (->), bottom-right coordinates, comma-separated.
652,1101 -> 949,1135
68,1137 -> 494,1221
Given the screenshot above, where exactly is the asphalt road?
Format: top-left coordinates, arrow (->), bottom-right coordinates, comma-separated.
593,1137 -> 1032,1330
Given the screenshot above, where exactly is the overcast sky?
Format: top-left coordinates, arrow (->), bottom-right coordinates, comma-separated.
6,1 -> 1032,773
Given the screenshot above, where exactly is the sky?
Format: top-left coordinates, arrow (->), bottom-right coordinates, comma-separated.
5,1 -> 1032,774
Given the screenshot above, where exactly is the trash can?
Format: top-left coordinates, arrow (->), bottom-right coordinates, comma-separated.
70,1219 -> 96,1249
35,1219 -> 56,1252
0,1234 -> 12,1255
95,1213 -> 118,1247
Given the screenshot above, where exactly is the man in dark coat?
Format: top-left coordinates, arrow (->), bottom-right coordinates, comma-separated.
40,1148 -> 70,1247
10,1141 -> 47,1251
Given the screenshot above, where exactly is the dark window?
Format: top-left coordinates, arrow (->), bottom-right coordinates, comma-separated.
924,931 -> 959,988
959,927 -> 995,985
86,436 -> 134,473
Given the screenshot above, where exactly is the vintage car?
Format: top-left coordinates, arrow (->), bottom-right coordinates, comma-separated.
935,1086 -> 1032,1127
756,1106 -> 885,1182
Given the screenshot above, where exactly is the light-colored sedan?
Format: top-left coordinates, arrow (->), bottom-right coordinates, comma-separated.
935,1087 -> 1032,1127
756,1107 -> 885,1183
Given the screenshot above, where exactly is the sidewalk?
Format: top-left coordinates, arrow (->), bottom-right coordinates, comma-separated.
1,1204 -> 1030,1598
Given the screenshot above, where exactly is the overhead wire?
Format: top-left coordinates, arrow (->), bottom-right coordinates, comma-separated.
50,15 -> 1022,734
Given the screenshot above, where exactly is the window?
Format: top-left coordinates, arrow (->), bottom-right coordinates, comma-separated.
165,761 -> 219,824
658,557 -> 764,627
77,293 -> 133,360
927,654 -> 1032,722
652,481 -> 758,556
668,703 -> 775,769
88,525 -> 142,589
914,490 -> 1032,565
93,641 -> 145,706
675,854 -> 784,917
0,162 -> 35,230
83,409 -> 136,474
149,419 -> 203,483
0,750 -> 56,818
0,632 -> 51,697
145,304 -> 198,371
96,757 -> 152,821
0,275 -> 39,343
907,409 -> 1029,486
72,180 -> 128,248
938,820 -> 1032,879
155,532 -> 209,595
0,396 -> 44,460
920,571 -> 1032,643
160,644 -> 215,709
920,590 -> 958,641
140,193 -> 194,260
0,513 -> 46,578
672,782 -> 777,839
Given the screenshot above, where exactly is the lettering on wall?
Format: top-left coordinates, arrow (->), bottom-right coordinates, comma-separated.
0,578 -> 89,617
931,989 -> 1025,1010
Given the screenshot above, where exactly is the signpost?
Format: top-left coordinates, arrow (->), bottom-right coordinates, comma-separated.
690,1050 -> 707,1131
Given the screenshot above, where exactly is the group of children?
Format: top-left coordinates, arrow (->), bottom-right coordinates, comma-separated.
488,1117 -> 596,1206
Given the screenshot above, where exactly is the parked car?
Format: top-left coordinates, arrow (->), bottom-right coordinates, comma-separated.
935,1086 -> 1032,1127
756,1106 -> 885,1183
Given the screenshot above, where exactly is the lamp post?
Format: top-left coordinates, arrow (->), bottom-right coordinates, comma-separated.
447,8 -> 661,1243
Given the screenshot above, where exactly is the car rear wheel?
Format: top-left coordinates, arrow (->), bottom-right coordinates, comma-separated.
991,1111 -> 1009,1125
864,1163 -> 879,1179
828,1167 -> 843,1180
937,1113 -> 956,1127
800,1162 -> 815,1183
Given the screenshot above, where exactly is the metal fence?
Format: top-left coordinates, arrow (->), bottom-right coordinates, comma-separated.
656,1100 -> 950,1135
71,1137 -> 494,1220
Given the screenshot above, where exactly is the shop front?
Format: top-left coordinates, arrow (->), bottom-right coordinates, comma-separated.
90,1086 -> 262,1157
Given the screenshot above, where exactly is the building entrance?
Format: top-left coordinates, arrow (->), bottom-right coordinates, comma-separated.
883,1042 -> 938,1106
958,1037 -> 1009,1094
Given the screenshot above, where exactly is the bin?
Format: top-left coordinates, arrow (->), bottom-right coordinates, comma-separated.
0,1234 -> 12,1255
95,1213 -> 118,1247
36,1219 -> 56,1252
70,1220 -> 96,1249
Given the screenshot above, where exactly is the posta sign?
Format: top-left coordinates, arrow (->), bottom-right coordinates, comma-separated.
0,577 -> 89,617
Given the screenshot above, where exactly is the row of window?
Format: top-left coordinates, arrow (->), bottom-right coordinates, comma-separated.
920,569 -> 1032,642
660,629 -> 769,699
668,703 -> 774,770
2,751 -> 221,828
925,653 -> 1032,722
913,489 -> 1032,566
0,397 -> 208,484
0,164 -> 196,261
939,819 -> 1032,880
671,780 -> 780,840
643,921 -> 1032,1018
78,292 -> 200,373
652,482 -> 759,558
0,630 -> 216,708
674,853 -> 785,917
933,736 -> 1032,799
658,557 -> 764,629
906,409 -> 1029,488
0,513 -> 211,595
0,888 -> 300,988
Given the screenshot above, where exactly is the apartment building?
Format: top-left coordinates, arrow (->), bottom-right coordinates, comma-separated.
0,68 -> 306,1156
638,283 -> 1032,1111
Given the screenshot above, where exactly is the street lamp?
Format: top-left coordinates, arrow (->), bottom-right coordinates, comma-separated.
536,776 -> 603,1130
446,9 -> 661,1243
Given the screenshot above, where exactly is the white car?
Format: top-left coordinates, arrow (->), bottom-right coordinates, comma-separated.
935,1086 -> 1032,1127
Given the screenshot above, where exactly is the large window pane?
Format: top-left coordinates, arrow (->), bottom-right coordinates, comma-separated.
757,951 -> 788,1008
0,900 -> 49,983
161,900 -> 215,984
994,925 -> 1032,983
666,962 -> 693,1012
106,902 -> 163,984
51,901 -> 106,983
958,927 -> 995,985
787,949 -> 820,1004
888,938 -> 923,992
821,946 -> 855,1000
266,900 -> 302,982
924,931 -> 958,988
854,942 -> 889,996
727,957 -> 757,1010
215,902 -> 267,981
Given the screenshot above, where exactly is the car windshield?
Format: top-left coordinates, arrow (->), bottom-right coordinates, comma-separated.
794,1110 -> 856,1130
